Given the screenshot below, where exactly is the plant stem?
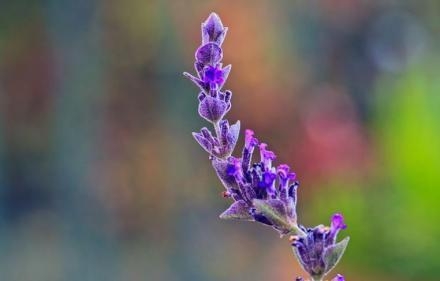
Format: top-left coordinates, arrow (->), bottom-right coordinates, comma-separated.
290,223 -> 307,238
213,121 -> 221,140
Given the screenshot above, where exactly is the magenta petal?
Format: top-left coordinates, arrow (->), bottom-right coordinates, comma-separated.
277,164 -> 290,178
331,213 -> 347,231
259,143 -> 276,161
244,129 -> 258,149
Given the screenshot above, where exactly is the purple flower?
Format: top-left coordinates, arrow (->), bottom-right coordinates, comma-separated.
290,214 -> 349,280
214,131 -> 300,235
332,274 -> 345,281
184,12 -> 349,281
331,213 -> 347,231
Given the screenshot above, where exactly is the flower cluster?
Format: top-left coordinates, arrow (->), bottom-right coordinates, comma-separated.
213,130 -> 300,236
184,13 -> 349,281
291,214 -> 349,280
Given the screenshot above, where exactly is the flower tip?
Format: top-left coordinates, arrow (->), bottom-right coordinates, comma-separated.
259,143 -> 276,160
204,12 -> 223,28
332,274 -> 345,281
207,12 -> 221,21
202,12 -> 227,45
245,129 -> 258,147
331,213 -> 347,230
277,164 -> 290,176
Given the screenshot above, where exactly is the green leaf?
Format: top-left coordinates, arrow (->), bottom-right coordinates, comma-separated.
253,199 -> 293,234
323,237 -> 350,275
219,200 -> 252,220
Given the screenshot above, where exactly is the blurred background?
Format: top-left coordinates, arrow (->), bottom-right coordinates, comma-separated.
0,0 -> 439,280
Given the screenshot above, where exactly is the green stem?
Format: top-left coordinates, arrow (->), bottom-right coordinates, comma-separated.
213,121 -> 221,140
290,223 -> 307,238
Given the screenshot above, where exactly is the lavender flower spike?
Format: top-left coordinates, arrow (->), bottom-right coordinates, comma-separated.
184,13 -> 349,281
215,134 -> 303,236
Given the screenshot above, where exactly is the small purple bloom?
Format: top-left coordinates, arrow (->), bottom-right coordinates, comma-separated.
332,274 -> 345,281
331,213 -> 347,232
259,143 -> 276,170
202,64 -> 231,91
245,129 -> 259,148
204,66 -> 224,84
291,215 -> 349,280
327,213 -> 347,245
277,164 -> 296,181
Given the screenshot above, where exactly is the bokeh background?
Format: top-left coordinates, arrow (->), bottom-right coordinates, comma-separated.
1,0 -> 439,280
